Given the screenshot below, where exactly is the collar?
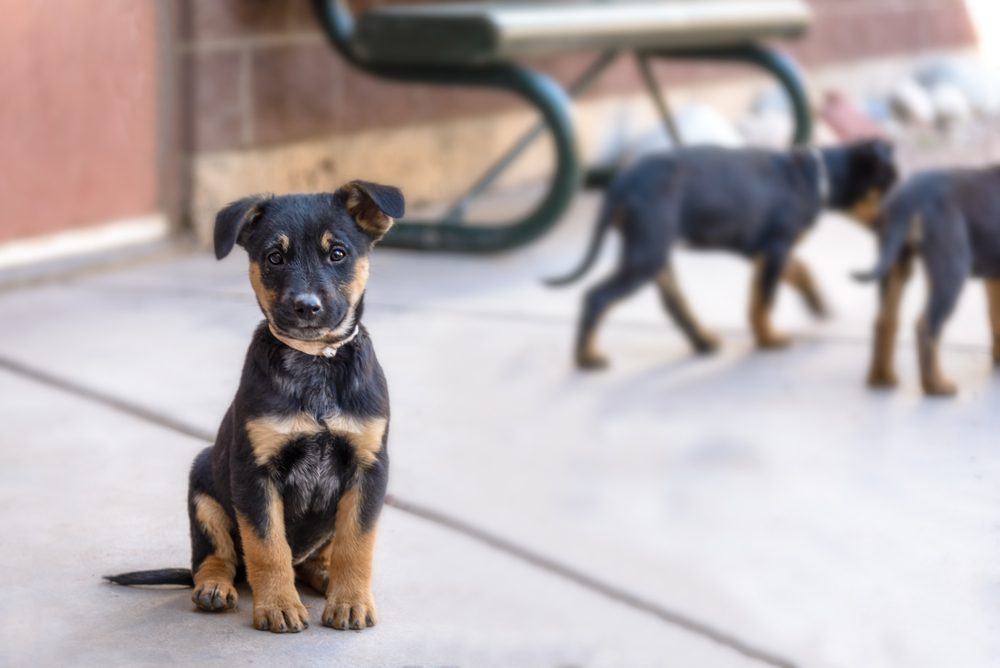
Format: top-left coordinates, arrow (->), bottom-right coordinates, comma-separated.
808,146 -> 831,206
269,324 -> 360,358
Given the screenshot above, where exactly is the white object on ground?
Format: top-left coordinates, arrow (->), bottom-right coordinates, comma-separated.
889,79 -> 935,125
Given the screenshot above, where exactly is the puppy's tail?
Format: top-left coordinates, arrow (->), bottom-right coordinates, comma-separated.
104,568 -> 193,587
851,208 -> 915,283
544,199 -> 620,287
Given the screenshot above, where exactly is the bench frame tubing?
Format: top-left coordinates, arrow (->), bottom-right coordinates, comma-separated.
313,0 -> 812,253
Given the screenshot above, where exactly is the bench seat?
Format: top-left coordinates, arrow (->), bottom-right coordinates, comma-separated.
353,0 -> 812,65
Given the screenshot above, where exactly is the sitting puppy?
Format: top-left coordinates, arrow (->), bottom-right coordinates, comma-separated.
106,181 -> 404,633
855,166 -> 1000,396
548,141 -> 898,369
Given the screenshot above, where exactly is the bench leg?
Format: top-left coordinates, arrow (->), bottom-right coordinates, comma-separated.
641,43 -> 814,146
441,51 -> 619,225
636,54 -> 682,146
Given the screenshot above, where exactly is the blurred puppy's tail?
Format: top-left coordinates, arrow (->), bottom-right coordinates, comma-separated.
545,199 -> 620,287
104,568 -> 193,587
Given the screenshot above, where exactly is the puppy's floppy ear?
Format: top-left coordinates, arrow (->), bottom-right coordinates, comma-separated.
341,180 -> 405,243
214,195 -> 268,260
851,139 -> 898,190
865,139 -> 898,188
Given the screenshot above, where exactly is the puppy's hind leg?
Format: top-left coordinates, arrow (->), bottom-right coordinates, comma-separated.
918,276 -> 964,397
576,266 -> 657,369
655,267 -> 720,354
296,539 -> 332,596
867,250 -> 913,388
188,449 -> 239,612
783,257 -> 829,319
750,249 -> 793,349
986,279 -> 1000,366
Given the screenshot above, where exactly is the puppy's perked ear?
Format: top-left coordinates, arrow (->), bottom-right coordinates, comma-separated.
342,180 -> 405,243
214,195 -> 269,260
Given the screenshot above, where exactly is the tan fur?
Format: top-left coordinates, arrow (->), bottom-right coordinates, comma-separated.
347,186 -> 395,241
237,489 -> 309,632
576,313 -> 609,369
249,263 -> 277,317
655,269 -> 720,352
324,414 -> 386,468
986,279 -> 1000,365
192,493 -> 239,610
782,258 -> 827,316
916,315 -> 957,396
322,487 -> 378,630
749,257 -> 791,349
867,256 -> 913,387
848,189 -> 884,227
278,234 -> 290,252
320,230 -> 334,253
347,256 -> 370,306
245,414 -> 324,467
296,540 -> 333,595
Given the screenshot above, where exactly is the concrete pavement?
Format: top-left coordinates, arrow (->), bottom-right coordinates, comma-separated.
1,194 -> 999,667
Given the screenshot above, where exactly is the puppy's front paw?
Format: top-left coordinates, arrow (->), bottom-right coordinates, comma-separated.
576,350 -> 609,370
192,580 -> 238,612
693,332 -> 721,355
923,377 -> 958,397
756,332 -> 792,350
322,592 -> 377,630
253,595 -> 309,633
866,368 -> 898,389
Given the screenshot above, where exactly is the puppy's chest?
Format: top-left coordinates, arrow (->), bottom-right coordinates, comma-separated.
274,431 -> 353,519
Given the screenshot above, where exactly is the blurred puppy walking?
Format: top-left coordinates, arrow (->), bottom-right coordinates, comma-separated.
549,141 -> 898,369
855,166 -> 1000,396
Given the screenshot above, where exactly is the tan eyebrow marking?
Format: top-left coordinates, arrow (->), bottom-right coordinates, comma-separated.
321,230 -> 334,252
278,234 -> 290,252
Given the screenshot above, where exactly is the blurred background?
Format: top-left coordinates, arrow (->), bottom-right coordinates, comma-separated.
1,0 -> 998,261
3,2 -> 1000,668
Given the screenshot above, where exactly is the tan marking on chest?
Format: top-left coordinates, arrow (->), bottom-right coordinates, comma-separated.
323,414 -> 387,468
246,412 -> 386,468
246,414 -> 324,466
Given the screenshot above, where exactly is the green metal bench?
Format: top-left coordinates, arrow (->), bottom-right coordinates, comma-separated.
313,0 -> 813,253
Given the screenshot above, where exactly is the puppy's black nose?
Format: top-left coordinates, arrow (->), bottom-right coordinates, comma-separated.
292,293 -> 323,318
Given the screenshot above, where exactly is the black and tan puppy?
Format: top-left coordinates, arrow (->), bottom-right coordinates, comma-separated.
548,140 -> 897,369
106,181 -> 404,633
855,166 -> 1000,396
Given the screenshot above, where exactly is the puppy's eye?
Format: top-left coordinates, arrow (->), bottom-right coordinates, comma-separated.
266,252 -> 284,266
330,246 -> 347,263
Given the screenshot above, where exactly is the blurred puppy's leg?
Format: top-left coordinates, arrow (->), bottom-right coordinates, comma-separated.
655,267 -> 720,354
917,277 -> 964,396
750,251 -> 792,349
576,268 -> 655,369
987,279 -> 1000,366
867,252 -> 913,388
783,257 -> 828,318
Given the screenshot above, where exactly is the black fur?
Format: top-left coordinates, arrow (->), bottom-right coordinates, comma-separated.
549,140 -> 898,366
855,166 -> 1000,394
107,183 -> 401,602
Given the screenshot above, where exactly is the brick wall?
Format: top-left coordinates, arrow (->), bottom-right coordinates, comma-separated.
0,2 -> 160,243
177,0 -> 977,156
